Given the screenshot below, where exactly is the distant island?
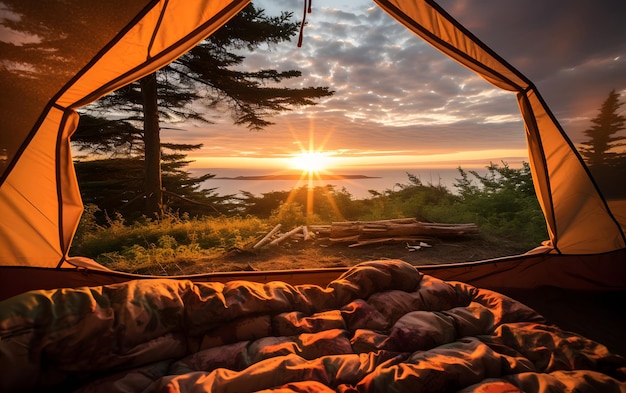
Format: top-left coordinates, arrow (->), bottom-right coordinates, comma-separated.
215,173 -> 381,181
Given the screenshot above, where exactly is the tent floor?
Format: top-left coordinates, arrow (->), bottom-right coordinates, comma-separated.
503,287 -> 626,357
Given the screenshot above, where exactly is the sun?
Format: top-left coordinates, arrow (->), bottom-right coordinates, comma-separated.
290,151 -> 330,173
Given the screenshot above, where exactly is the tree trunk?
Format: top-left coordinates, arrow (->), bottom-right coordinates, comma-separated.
140,73 -> 162,216
319,218 -> 479,241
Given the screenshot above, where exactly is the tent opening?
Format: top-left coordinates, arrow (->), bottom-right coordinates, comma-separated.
69,0 -> 549,275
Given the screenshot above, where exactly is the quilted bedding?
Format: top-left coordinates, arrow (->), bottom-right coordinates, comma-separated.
1,260 -> 625,393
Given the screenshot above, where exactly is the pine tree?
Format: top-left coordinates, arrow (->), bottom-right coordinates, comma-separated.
579,90 -> 626,167
73,4 -> 333,217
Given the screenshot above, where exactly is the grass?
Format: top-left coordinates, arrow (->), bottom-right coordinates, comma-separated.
72,211 -> 271,274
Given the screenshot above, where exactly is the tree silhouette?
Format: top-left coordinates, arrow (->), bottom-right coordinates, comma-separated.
579,90 -> 626,167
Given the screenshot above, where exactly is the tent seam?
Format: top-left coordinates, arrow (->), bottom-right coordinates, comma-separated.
424,0 -> 533,87
375,0 -> 526,92
147,0 -> 170,60
55,111 -> 72,269
518,91 -> 561,254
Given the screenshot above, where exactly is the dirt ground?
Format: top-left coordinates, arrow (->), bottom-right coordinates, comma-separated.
176,236 -> 529,275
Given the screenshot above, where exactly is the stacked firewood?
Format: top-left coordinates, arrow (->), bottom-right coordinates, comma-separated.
252,218 -> 478,249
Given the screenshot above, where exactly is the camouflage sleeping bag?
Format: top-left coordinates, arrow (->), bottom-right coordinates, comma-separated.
1,260 -> 625,392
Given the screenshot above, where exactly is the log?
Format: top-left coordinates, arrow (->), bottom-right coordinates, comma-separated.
305,219 -> 478,237
270,225 -> 304,246
329,219 -> 478,239
329,235 -> 361,243
309,225 -> 331,236
331,218 -> 417,226
348,237 -> 433,247
253,224 -> 282,249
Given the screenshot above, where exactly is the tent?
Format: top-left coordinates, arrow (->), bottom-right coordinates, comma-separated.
1,1 -> 625,390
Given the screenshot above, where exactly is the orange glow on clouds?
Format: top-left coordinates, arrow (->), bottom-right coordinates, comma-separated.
189,148 -> 529,170
187,116 -> 529,170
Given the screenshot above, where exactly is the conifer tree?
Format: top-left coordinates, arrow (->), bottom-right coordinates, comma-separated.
73,4 -> 333,217
579,90 -> 626,167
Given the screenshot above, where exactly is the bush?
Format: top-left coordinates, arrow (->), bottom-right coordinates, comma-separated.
452,162 -> 547,247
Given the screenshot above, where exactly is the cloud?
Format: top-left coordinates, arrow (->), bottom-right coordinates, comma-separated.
440,0 -> 626,116
177,0 -> 626,169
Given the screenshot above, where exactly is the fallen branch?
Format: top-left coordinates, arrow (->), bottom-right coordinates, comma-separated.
270,225 -> 305,246
253,224 -> 282,249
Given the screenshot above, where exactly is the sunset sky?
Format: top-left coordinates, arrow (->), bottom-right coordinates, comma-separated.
172,0 -> 626,172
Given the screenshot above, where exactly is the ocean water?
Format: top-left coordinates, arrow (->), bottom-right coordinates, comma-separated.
188,167 -> 481,199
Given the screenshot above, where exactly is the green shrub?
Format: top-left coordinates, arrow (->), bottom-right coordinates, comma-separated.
451,162 -> 547,248
70,211 -> 266,269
